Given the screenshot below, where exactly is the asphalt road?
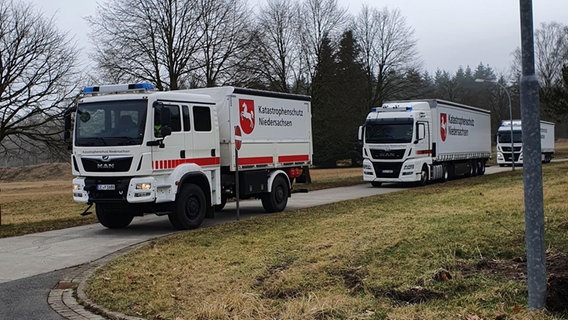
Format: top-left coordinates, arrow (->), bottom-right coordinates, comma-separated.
0,165 -> 510,319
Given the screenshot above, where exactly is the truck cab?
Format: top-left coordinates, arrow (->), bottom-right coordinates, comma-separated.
68,83 -> 222,229
360,102 -> 433,186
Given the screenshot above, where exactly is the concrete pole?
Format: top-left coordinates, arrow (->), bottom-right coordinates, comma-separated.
519,0 -> 547,309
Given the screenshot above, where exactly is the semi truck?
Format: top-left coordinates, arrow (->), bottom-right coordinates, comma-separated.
358,99 -> 491,187
65,83 -> 312,230
496,120 -> 555,166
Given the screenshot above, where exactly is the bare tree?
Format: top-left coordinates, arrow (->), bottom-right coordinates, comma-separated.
248,0 -> 303,92
88,0 -> 203,90
535,22 -> 568,88
195,0 -> 251,87
511,22 -> 568,87
352,6 -> 419,106
298,0 -> 348,89
0,0 -> 79,159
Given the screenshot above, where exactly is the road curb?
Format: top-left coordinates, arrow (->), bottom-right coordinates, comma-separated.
49,242 -> 149,320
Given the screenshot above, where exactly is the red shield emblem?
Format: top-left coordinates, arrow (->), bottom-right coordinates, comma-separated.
239,99 -> 255,134
440,113 -> 447,142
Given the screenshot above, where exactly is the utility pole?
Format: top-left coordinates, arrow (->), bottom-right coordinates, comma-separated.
519,0 -> 547,309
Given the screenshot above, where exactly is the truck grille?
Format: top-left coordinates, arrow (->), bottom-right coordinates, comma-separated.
501,146 -> 522,152
81,157 -> 133,172
504,153 -> 521,162
370,149 -> 406,160
372,162 -> 403,178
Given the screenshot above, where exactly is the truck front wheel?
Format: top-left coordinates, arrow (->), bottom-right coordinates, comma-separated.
169,184 -> 206,230
418,165 -> 428,186
96,203 -> 134,229
262,175 -> 289,213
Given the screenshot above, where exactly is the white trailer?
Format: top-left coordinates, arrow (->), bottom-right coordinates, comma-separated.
66,84 -> 312,229
358,99 -> 491,186
496,120 -> 555,166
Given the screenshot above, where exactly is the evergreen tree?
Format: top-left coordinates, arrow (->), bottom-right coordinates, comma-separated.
311,35 -> 339,167
334,30 -> 368,166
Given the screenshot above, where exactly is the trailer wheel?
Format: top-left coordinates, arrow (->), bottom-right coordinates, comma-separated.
96,203 -> 134,229
418,165 -> 428,186
262,175 -> 289,213
477,161 -> 486,175
169,184 -> 206,230
371,181 -> 382,187
442,164 -> 449,182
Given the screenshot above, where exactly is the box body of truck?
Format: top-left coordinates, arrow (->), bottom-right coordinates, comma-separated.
68,84 -> 312,229
496,120 -> 555,166
359,99 -> 491,186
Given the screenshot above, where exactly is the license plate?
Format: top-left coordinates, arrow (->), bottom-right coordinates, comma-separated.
382,170 -> 394,174
97,184 -> 116,191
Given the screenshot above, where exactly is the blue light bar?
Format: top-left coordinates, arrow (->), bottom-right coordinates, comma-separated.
80,82 -> 155,95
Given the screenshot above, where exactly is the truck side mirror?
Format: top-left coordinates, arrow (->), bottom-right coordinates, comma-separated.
153,102 -> 172,139
357,126 -> 363,141
64,112 -> 72,142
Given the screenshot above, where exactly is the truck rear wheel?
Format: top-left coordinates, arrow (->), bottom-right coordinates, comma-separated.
96,203 -> 134,229
169,184 -> 206,230
417,165 -> 428,186
477,160 -> 486,175
262,175 -> 289,213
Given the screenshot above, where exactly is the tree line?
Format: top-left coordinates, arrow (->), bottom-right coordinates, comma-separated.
1,0 -> 567,167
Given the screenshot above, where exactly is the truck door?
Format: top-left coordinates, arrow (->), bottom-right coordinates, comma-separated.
151,103 -> 191,170
415,121 -> 431,157
190,105 -> 219,162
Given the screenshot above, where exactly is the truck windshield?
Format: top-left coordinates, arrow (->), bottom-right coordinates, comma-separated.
74,100 -> 147,146
365,118 -> 413,143
497,130 -> 522,143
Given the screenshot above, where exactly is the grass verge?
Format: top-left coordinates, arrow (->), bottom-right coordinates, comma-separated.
85,162 -> 568,320
0,168 -> 363,238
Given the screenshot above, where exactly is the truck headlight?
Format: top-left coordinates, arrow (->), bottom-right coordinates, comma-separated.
72,184 -> 81,191
403,164 -> 414,170
136,183 -> 152,190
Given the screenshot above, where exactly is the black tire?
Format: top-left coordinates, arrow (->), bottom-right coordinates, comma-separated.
471,161 -> 478,176
95,203 -> 134,229
478,161 -> 486,175
418,165 -> 428,186
261,175 -> 289,213
371,181 -> 382,187
442,164 -> 449,182
169,184 -> 206,230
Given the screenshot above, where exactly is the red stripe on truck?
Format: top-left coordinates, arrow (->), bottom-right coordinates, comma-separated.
416,150 -> 432,155
153,157 -> 221,170
278,154 -> 310,163
238,156 -> 274,166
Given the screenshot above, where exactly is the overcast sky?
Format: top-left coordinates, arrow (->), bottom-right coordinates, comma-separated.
22,0 -> 568,76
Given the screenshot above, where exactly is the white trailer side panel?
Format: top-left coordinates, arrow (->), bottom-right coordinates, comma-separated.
186,87 -> 312,170
432,101 -> 491,161
540,121 -> 555,153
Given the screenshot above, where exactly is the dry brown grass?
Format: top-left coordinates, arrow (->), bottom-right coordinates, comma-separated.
84,162 -> 568,320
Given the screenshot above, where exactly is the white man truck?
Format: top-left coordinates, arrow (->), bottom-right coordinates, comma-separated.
496,120 -> 555,166
359,99 -> 491,187
66,83 -> 312,230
